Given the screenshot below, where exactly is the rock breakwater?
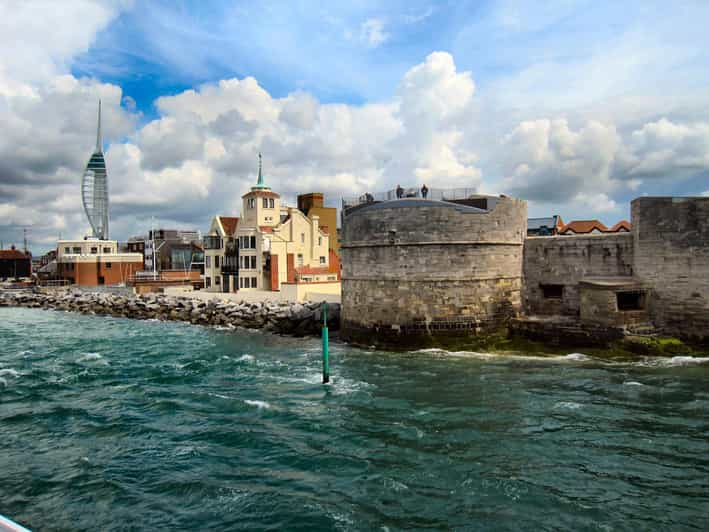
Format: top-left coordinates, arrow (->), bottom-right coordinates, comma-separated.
0,290 -> 339,337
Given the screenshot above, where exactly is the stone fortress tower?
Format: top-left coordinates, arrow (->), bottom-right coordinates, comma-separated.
340,193 -> 527,348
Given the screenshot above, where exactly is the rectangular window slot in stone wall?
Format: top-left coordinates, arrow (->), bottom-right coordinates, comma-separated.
616,291 -> 646,311
541,284 -> 564,299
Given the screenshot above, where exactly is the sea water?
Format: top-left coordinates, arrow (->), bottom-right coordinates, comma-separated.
1,307 -> 708,531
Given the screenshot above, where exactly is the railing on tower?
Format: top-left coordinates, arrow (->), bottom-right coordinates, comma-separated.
341,187 -> 485,219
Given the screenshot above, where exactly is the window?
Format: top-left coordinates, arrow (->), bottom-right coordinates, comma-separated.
103,247 -> 111,253
297,254 -> 304,266
250,256 -> 256,269
90,247 -> 98,254
540,284 -> 564,299
206,277 -> 211,288
206,256 -> 211,268
318,237 -> 322,246
251,277 -> 257,288
263,198 -> 268,208
73,247 -> 81,253
105,262 -> 112,269
250,236 -> 256,248
617,291 -> 645,311
64,247 -> 70,254
320,256 -> 326,265
269,198 -> 274,208
215,256 -> 220,268
239,277 -> 244,288
301,233 -> 305,244
240,256 -> 244,269
215,276 -> 220,285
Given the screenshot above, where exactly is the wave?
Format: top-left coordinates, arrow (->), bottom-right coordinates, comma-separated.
623,381 -> 644,386
78,352 -> 104,362
636,356 -> 709,368
0,368 -> 20,378
412,348 -> 593,363
244,399 -> 271,409
554,401 -> 583,410
236,354 -> 255,363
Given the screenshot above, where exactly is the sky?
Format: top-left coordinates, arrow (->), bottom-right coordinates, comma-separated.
1,0 -> 709,253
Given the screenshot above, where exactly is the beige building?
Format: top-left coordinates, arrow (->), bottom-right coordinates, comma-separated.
203,155 -> 340,294
56,239 -> 144,286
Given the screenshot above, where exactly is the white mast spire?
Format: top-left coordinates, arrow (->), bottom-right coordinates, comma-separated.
95,99 -> 102,153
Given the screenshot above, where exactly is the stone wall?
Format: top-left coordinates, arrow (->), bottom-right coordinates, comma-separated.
523,233 -> 634,316
632,197 -> 709,342
340,196 -> 527,348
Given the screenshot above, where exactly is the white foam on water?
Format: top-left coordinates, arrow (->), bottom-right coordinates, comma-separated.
0,377 -> 7,387
560,353 -> 591,361
0,369 -> 20,378
208,392 -> 232,400
636,356 -> 709,368
554,401 -> 583,410
623,381 -> 644,386
236,354 -> 255,363
244,399 -> 271,409
78,352 -> 103,361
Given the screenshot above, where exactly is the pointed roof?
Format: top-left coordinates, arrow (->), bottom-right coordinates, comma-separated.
609,220 -> 631,232
252,152 -> 269,190
217,216 -> 239,236
559,220 -> 609,234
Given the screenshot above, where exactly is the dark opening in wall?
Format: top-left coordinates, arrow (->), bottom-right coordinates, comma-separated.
616,291 -> 645,311
541,284 -> 564,299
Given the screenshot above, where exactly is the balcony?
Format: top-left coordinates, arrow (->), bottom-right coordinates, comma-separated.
203,235 -> 223,250
221,241 -> 239,274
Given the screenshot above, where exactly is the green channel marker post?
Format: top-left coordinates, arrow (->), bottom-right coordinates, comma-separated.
322,301 -> 330,383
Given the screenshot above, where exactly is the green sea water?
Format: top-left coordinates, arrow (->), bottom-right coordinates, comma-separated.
1,307 -> 708,531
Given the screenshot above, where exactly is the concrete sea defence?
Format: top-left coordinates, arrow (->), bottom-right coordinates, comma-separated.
0,290 -> 338,337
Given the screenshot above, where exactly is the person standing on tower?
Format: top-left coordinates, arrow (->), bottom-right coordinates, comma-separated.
421,184 -> 429,199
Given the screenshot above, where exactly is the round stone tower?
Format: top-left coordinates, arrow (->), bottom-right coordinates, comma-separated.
340,195 -> 527,348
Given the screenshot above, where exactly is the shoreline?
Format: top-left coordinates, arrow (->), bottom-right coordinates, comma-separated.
0,289 -> 338,338
2,289 -> 706,359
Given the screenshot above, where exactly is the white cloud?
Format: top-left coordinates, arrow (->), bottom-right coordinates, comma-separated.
359,18 -> 390,48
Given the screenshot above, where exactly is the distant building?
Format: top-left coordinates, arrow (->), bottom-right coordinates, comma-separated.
0,246 -> 32,279
297,193 -> 340,255
558,219 -> 631,235
144,229 -> 204,274
203,155 -> 339,296
203,216 -> 240,292
81,100 -> 109,240
527,215 -> 564,236
56,239 -> 143,286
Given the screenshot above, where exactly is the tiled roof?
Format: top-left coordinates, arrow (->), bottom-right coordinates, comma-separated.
559,220 -> 609,234
609,220 -> 631,232
0,249 -> 30,259
259,226 -> 274,233
218,216 -> 239,236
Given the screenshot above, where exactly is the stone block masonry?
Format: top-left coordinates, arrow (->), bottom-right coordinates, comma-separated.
523,233 -> 634,316
340,196 -> 527,348
632,197 -> 709,342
